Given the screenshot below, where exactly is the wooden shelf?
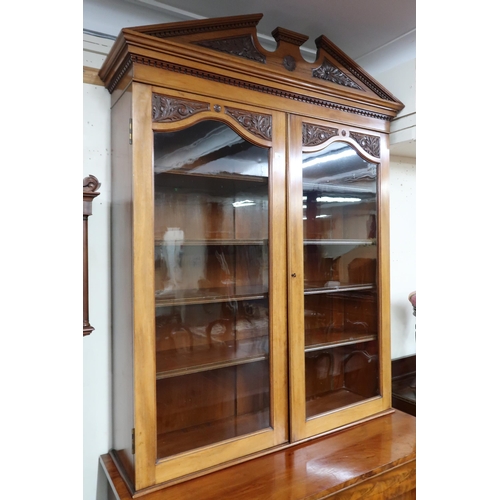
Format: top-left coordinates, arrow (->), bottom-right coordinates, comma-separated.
306,388 -> 373,417
157,409 -> 270,459
303,181 -> 377,193
156,169 -> 269,183
305,328 -> 376,351
304,283 -> 375,295
155,286 -> 268,307
156,337 -> 269,379
156,238 -> 268,246
304,239 -> 375,246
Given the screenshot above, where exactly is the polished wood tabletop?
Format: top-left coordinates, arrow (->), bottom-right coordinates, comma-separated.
102,409 -> 416,499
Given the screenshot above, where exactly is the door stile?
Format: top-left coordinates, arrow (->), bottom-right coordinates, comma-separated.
267,111 -> 289,444
287,114 -> 307,442
131,82 -> 157,490
377,133 -> 392,405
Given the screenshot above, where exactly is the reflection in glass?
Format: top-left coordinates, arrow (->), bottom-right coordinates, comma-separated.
302,141 -> 380,418
153,120 -> 271,458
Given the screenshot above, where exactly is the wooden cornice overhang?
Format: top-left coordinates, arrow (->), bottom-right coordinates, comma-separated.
98,14 -> 404,122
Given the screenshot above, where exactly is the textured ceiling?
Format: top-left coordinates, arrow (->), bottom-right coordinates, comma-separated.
125,0 -> 416,67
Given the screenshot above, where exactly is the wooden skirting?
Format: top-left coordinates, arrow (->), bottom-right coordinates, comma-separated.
101,409 -> 416,499
83,66 -> 104,86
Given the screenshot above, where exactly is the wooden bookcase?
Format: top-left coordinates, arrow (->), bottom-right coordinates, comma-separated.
98,13 -> 404,496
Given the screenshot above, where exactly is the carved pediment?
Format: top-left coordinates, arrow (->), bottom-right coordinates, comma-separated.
312,59 -> 362,90
194,35 -> 266,63
99,14 -> 404,120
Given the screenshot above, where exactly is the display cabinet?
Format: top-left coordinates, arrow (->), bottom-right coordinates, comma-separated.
98,13 -> 403,496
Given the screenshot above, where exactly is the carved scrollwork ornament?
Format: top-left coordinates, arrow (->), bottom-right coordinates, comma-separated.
302,123 -> 339,147
194,35 -> 266,63
312,59 -> 362,90
349,132 -> 380,158
225,107 -> 272,141
152,94 -> 210,122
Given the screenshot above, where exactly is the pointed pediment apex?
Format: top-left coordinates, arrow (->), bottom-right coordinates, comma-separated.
269,27 -> 310,61
272,27 -> 309,47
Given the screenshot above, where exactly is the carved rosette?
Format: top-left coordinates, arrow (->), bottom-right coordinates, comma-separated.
283,55 -> 296,71
225,107 -> 272,141
312,59 -> 362,90
195,35 -> 266,63
349,132 -> 380,158
152,94 -> 210,122
303,123 -> 339,147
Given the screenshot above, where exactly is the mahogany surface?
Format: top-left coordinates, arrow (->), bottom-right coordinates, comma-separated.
102,409 -> 416,499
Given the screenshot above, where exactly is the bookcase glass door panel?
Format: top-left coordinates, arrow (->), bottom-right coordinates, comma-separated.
153,120 -> 271,459
302,141 -> 380,418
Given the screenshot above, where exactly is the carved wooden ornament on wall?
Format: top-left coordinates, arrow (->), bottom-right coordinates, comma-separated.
83,175 -> 100,336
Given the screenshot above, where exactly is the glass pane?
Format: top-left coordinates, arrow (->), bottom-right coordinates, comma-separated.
153,120 -> 271,459
302,141 -> 379,418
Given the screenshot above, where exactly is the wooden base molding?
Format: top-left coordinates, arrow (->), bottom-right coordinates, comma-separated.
101,409 -> 416,500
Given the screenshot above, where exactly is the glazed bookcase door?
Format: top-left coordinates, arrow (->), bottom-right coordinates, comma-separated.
138,91 -> 288,487
287,115 -> 391,441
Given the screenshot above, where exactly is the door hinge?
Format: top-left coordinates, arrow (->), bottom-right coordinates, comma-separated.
132,428 -> 135,455
129,118 -> 133,145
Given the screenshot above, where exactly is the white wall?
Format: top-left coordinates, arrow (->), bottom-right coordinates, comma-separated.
371,58 -> 416,358
389,156 -> 416,358
83,74 -> 113,500
82,14 -> 416,500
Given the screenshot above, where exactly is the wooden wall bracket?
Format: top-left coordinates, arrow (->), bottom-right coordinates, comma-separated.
83,175 -> 101,336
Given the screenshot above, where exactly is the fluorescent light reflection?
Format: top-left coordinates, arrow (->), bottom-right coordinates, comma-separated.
316,196 -> 361,203
303,215 -> 330,220
232,200 -> 256,208
302,149 -> 357,168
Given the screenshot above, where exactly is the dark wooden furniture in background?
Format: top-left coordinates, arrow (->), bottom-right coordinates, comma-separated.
83,175 -> 100,336
102,409 -> 416,500
98,13 -> 406,496
392,355 -> 416,416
